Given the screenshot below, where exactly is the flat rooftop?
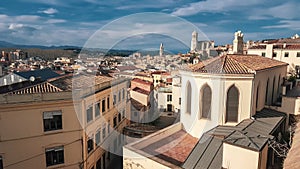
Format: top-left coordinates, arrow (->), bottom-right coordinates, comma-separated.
141,130 -> 197,166
125,123 -> 198,168
286,86 -> 300,97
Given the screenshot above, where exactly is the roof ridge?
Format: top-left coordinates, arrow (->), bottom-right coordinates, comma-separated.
221,55 -> 228,73
228,55 -> 254,73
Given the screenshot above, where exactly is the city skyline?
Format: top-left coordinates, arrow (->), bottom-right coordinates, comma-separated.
0,0 -> 299,49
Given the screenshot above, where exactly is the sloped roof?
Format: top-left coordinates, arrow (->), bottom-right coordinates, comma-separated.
5,74 -> 114,95
249,44 -> 300,50
189,54 -> 288,74
14,68 -> 60,81
248,45 -> 266,49
224,109 -> 286,151
132,87 -> 151,95
10,81 -> 63,94
131,78 -> 153,85
182,108 -> 286,169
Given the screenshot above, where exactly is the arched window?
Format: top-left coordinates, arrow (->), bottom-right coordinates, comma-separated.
226,85 -> 239,123
200,84 -> 212,119
186,81 -> 192,114
265,79 -> 269,105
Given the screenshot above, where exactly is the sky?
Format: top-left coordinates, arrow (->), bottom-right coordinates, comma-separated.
0,0 -> 299,51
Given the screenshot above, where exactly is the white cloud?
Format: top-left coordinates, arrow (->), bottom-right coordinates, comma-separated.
267,2 -> 299,19
46,19 -> 66,24
248,15 -> 271,20
251,2 -> 300,20
39,8 -> 58,15
262,20 -> 300,30
0,14 -> 41,23
20,0 -> 63,6
15,15 -> 41,22
83,13 -> 209,49
8,23 -> 24,30
172,0 -> 263,16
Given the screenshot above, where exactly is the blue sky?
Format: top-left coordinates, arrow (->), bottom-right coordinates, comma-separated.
0,0 -> 299,51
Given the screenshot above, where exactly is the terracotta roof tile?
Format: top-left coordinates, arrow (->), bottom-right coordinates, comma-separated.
131,78 -> 153,85
132,87 -> 151,95
249,46 -> 266,49
285,45 -> 300,50
189,54 -> 288,74
7,74 -> 114,95
10,82 -> 63,95
141,130 -> 198,166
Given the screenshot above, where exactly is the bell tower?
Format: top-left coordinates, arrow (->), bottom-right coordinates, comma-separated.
159,43 -> 164,57
191,31 -> 198,52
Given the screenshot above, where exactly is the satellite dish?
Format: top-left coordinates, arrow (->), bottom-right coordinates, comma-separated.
29,76 -> 35,82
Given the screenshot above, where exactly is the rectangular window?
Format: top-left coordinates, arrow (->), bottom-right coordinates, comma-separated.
95,130 -> 100,146
43,111 -> 62,132
0,156 -> 3,169
122,89 -> 125,100
122,110 -> 125,118
107,96 -> 110,110
285,52 -> 289,57
118,113 -> 121,123
87,137 -> 94,154
118,91 -> 121,102
113,116 -> 117,128
96,158 -> 101,169
86,106 -> 93,123
167,95 -> 172,102
262,52 -> 266,57
107,120 -> 110,133
273,52 -> 277,57
113,94 -> 116,105
179,98 -> 181,105
45,146 -> 64,167
102,99 -> 106,112
102,127 -> 106,139
95,102 -> 100,117
297,52 -> 300,57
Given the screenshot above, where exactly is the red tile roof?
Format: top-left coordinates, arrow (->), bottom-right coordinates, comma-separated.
141,130 -> 198,166
132,87 -> 151,95
131,78 -> 153,85
278,38 -> 300,43
6,74 -> 114,94
285,45 -> 300,50
166,78 -> 172,83
10,82 -> 63,95
189,54 -> 288,74
248,45 -> 266,49
249,44 -> 300,50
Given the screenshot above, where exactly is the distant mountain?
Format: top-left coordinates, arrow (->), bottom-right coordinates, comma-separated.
0,41 -> 81,50
0,41 -> 187,56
